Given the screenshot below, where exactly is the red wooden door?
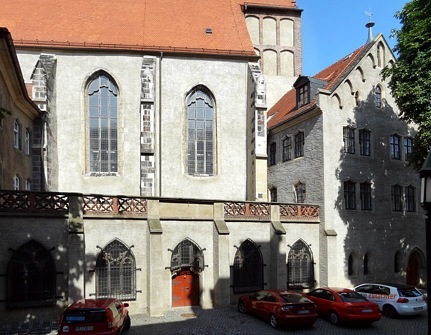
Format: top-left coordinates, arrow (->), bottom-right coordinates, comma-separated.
172,270 -> 200,307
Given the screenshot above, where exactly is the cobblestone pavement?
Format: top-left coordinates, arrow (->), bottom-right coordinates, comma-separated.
127,306 -> 427,335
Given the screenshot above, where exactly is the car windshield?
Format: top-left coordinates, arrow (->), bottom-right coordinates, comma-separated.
279,293 -> 310,304
64,309 -> 106,324
338,292 -> 367,302
398,288 -> 422,298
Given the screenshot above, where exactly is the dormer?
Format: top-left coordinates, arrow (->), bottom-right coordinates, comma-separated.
293,75 -> 326,109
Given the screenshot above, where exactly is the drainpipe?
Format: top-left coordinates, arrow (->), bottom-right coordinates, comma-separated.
158,52 -> 163,197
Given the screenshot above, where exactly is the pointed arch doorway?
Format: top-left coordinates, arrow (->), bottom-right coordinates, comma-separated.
170,239 -> 204,307
406,249 -> 424,286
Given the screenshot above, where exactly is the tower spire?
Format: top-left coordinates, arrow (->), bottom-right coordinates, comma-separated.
365,10 -> 375,43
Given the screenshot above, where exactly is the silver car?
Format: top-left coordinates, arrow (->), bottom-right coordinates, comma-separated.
354,283 -> 427,318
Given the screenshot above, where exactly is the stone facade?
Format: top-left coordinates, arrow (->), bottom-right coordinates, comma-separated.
0,191 -> 320,322
268,34 -> 426,289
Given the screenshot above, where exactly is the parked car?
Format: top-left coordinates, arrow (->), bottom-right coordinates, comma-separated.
354,283 -> 427,318
304,287 -> 381,326
58,298 -> 131,334
238,289 -> 318,329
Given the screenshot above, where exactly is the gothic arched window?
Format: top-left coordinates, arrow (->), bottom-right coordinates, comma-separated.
95,239 -> 136,301
233,239 -> 264,293
187,87 -> 215,176
287,239 -> 314,289
87,73 -> 118,174
170,238 -> 205,275
7,239 -> 56,308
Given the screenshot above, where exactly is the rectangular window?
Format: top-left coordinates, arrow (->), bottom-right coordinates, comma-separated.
294,132 -> 304,158
269,143 -> 276,166
25,129 -> 31,155
282,137 -> 291,162
360,182 -> 372,210
390,135 -> 401,160
359,129 -> 371,156
405,185 -> 415,212
298,85 -> 309,107
344,181 -> 356,209
13,175 -> 20,190
404,137 -> 413,161
391,185 -> 403,211
25,179 -> 31,191
343,127 -> 355,154
14,120 -> 22,150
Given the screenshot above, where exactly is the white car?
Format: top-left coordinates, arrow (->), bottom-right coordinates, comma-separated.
354,283 -> 427,318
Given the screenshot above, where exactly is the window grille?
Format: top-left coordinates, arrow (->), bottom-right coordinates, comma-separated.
405,185 -> 416,212
344,181 -> 356,209
95,239 -> 136,301
391,184 -> 403,212
87,74 -> 118,174
294,132 -> 304,158
287,240 -> 314,289
7,239 -> 57,308
375,86 -> 382,108
360,182 -> 372,210
390,134 -> 401,160
359,129 -> 371,156
233,239 -> 264,293
187,88 -> 214,175
269,143 -> 276,165
404,137 -> 413,161
282,137 -> 291,161
294,182 -> 306,203
343,126 -> 355,154
170,239 -> 205,275
14,119 -> 22,149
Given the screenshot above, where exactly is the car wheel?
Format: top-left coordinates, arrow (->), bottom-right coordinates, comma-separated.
238,301 -> 247,314
122,315 -> 131,332
329,311 -> 339,325
269,314 -> 278,328
382,304 -> 398,318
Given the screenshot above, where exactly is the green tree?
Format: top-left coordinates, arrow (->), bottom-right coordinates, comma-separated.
0,107 -> 11,120
382,0 -> 431,170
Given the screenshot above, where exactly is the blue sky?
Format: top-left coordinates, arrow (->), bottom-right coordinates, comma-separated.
296,0 -> 409,75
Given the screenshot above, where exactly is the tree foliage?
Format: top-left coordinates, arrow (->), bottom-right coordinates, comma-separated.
382,0 -> 431,170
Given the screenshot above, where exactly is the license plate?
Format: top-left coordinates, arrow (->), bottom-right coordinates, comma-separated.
414,307 -> 423,311
361,309 -> 373,313
75,326 -> 94,331
297,310 -> 310,314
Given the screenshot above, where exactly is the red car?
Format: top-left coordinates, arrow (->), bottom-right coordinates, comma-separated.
304,287 -> 381,326
238,289 -> 318,329
58,298 -> 131,334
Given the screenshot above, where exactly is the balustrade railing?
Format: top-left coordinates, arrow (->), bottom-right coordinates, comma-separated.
0,190 -> 319,222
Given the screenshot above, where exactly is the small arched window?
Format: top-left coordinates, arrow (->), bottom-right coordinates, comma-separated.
87,73 -> 118,174
394,251 -> 402,273
374,85 -> 382,108
348,253 -> 355,276
363,253 -> 369,275
187,87 -> 215,176
95,239 -> 136,301
294,182 -> 306,203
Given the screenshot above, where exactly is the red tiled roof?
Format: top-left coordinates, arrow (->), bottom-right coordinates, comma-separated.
268,43 -> 371,129
0,0 -> 296,58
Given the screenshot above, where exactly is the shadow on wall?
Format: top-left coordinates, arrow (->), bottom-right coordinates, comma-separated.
335,89 -> 426,287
